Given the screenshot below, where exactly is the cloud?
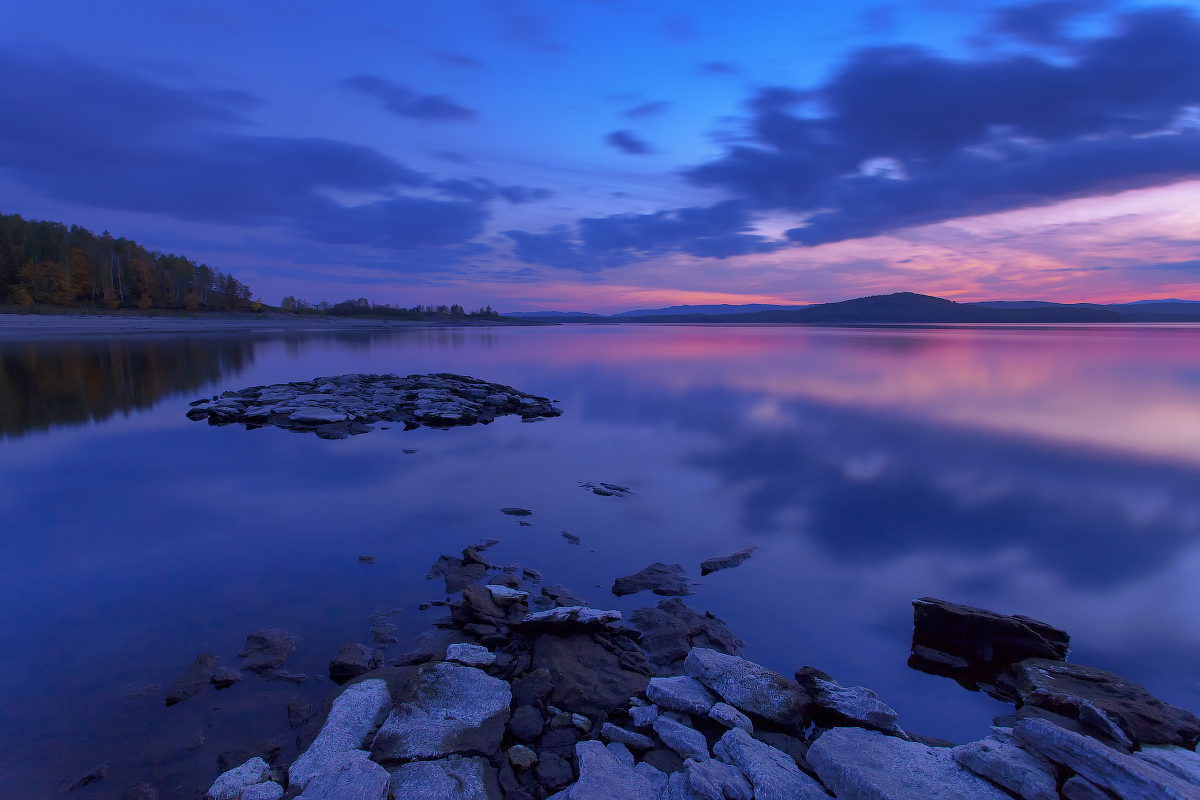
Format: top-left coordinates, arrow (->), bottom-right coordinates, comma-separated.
624,101 -> 671,119
429,51 -> 482,69
433,178 -> 552,204
341,75 -> 477,121
606,130 -> 652,155
698,61 -> 739,76
684,5 -> 1200,245
988,0 -> 1106,46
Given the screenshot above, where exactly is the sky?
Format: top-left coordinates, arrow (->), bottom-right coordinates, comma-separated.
2,0 -> 1200,311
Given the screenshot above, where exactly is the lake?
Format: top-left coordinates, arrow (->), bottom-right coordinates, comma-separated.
2,322 -> 1199,798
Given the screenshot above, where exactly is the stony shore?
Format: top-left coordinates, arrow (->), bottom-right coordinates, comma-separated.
173,541 -> 1200,800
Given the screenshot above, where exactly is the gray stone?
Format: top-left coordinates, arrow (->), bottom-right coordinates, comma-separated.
1136,745 -> 1200,787
700,548 -> 756,577
684,648 -> 808,726
371,662 -> 511,762
568,740 -> 658,800
648,677 -> 719,716
808,726 -> 1012,800
607,742 -> 635,768
288,678 -> 391,789
654,716 -> 709,761
486,585 -> 529,606
537,752 -> 575,790
167,653 -> 217,706
328,643 -> 373,685
713,729 -> 827,800
207,757 -> 271,800
523,606 -> 622,626
634,762 -> 668,797
751,731 -> 808,767
296,750 -> 388,800
290,408 -> 348,424
446,643 -> 496,667
572,713 -> 594,733
796,668 -> 899,732
684,758 -> 754,800
238,629 -> 299,676
1062,776 -> 1118,800
212,667 -> 244,690
630,704 -> 660,728
531,632 -> 652,716
1014,718 -> 1200,800
630,600 -> 742,672
512,669 -> 553,706
613,563 -> 693,597
509,744 -> 539,770
601,722 -> 656,750
708,702 -> 752,732
388,755 -> 502,800
509,705 -> 545,741
953,736 -> 1058,800
239,784 -> 283,800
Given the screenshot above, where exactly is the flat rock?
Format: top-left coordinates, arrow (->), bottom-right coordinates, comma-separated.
952,736 -> 1058,800
648,676 -> 718,716
699,548 -> 756,577
808,726 -> 1013,800
684,648 -> 808,726
1061,775 -> 1116,800
1136,745 -> 1200,787
371,662 -> 511,763
613,563 -> 692,597
653,716 -> 709,761
795,667 -> 899,732
708,702 -> 752,732
446,643 -> 496,667
683,758 -> 754,800
486,585 -> 529,606
238,629 -> 299,676
567,739 -> 658,800
288,678 -> 391,789
601,723 -> 656,750
909,597 -> 1069,698
713,728 -> 828,800
206,757 -> 271,800
388,755 -> 502,800
167,653 -> 217,706
1013,718 -> 1200,800
635,762 -> 668,796
501,507 -> 533,516
1014,659 -> 1200,748
630,599 -> 742,671
630,704 -> 660,728
329,643 -> 373,685
523,606 -> 621,627
531,632 -> 651,716
543,585 -> 589,607
295,750 -> 388,800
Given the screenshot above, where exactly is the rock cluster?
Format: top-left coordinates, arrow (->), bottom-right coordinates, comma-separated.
205,565 -> 1200,800
186,373 -> 561,438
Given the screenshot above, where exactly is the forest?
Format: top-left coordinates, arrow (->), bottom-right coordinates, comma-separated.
280,296 -> 502,319
0,213 -> 254,311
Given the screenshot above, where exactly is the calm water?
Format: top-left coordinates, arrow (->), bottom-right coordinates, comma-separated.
3,324 -> 1200,798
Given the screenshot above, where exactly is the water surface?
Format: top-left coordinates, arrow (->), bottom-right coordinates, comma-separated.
3,323 -> 1199,798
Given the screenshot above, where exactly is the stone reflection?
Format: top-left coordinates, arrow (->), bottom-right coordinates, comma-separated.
0,335 -> 256,438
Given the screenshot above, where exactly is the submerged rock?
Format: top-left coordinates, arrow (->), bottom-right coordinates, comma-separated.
699,547 -> 757,576
166,653 -> 217,706
211,667 -> 243,690
238,629 -> 299,677
69,763 -> 109,791
328,644 -> 374,685
612,563 -> 693,597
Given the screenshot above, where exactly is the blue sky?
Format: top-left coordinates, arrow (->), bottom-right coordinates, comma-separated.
3,0 -> 1200,310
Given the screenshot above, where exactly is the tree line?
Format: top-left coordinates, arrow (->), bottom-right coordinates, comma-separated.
0,213 -> 255,311
280,296 -> 501,319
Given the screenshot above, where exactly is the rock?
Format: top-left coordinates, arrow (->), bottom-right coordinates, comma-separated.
683,758 -> 754,800
543,728 -> 582,754
523,606 -> 622,626
952,736 -> 1059,800
459,584 -> 510,624
644,748 -> 686,775
296,750 -> 388,800
486,585 -> 528,606
808,727 -> 1013,800
699,548 -> 757,577
217,740 -> 283,772
1061,775 -> 1117,800
1014,659 -> 1200,748
630,599 -> 742,671
572,713 -> 594,733
123,684 -> 161,699
371,662 -> 511,763
288,699 -> 313,728
288,678 -> 391,789
121,783 -> 159,800
653,716 -> 709,761
536,752 -> 575,790
635,762 -> 669,796
908,598 -> 1070,698
446,643 -> 497,667
568,739 -> 658,800
684,648 -> 809,726
709,702 -> 752,732
543,585 -> 588,607
751,731 -> 808,768
510,744 -> 539,770
630,704 -> 660,728
648,676 -> 719,716
510,706 -> 546,741
447,563 -> 489,593
206,757 -> 271,800
1013,718 -> 1200,800
512,668 -> 554,706
358,555 -> 375,564
795,667 -> 900,732
166,653 -> 217,706
714,729 -> 828,800
290,408 -> 348,424
329,644 -> 374,685
240,784 -> 283,800
1136,745 -> 1200,787
601,723 -> 656,750
212,668 -> 244,690
502,508 -> 533,516
69,763 -> 109,791
238,629 -> 299,677
613,563 -> 693,597
389,755 -> 502,800
531,632 -> 652,716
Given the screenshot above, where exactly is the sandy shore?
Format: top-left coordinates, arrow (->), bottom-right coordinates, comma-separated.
0,312 -> 533,340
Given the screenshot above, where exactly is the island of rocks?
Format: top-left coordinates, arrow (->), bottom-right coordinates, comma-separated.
186,373 -> 562,439
188,543 -> 1200,800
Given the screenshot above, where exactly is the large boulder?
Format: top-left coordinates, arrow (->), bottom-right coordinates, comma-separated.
1014,659 -> 1200,748
388,755 -> 502,800
908,598 -> 1069,699
713,728 -> 828,800
808,727 -> 1013,800
371,662 -> 511,763
288,678 -> 392,790
206,757 -> 272,800
684,648 -> 809,726
530,632 -> 651,716
630,599 -> 741,672
566,740 -> 659,800
295,750 -> 388,800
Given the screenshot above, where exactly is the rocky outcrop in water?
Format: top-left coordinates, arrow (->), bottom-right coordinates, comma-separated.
186,373 -> 561,438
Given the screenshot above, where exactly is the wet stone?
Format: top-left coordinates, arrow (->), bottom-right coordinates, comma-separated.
612,563 -> 693,597
167,654 -> 218,706
238,629 -> 299,677
699,547 -> 757,577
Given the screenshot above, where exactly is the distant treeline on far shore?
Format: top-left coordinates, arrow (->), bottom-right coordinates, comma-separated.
1,213 -> 255,311
280,296 -> 501,319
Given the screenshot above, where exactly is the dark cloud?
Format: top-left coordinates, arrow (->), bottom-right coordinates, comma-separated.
433,178 -> 552,204
684,6 -> 1200,245
605,130 -> 652,155
491,3 -> 565,53
624,101 -> 671,119
429,51 -> 483,69
0,49 -> 488,251
341,75 -> 477,121
988,0 -> 1105,46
